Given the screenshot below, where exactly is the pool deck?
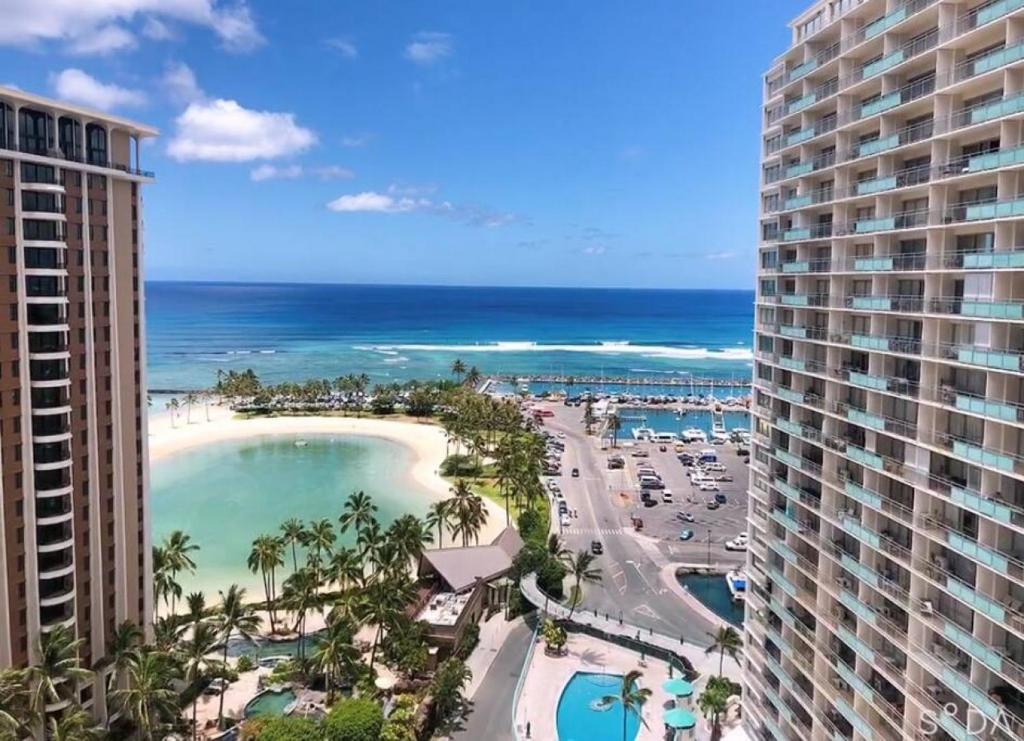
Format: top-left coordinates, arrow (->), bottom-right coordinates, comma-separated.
514,632 -> 681,741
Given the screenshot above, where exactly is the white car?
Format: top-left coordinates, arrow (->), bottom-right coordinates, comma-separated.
560,513 -> 572,527
557,432 -> 566,438
661,490 -> 674,502
697,481 -> 720,492
725,538 -> 748,552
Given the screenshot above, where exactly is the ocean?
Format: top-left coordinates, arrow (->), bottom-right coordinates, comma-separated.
146,282 -> 755,391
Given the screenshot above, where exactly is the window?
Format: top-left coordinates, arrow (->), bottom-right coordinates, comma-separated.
86,124 -> 107,166
20,162 -> 55,184
798,10 -> 825,40
905,70 -> 936,101
18,109 -> 48,155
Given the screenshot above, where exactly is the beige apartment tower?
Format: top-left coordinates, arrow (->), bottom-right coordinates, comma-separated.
0,86 -> 155,718
751,1 -> 1024,740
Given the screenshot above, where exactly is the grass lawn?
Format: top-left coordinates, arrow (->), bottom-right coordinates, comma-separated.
445,475 -> 550,532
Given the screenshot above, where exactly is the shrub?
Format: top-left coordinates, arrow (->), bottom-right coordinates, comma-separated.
516,508 -> 543,542
239,716 -> 320,741
440,454 -> 482,478
454,621 -> 480,660
323,697 -> 384,741
380,695 -> 418,741
236,654 -> 255,672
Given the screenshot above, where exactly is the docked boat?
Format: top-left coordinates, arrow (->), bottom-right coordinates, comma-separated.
680,427 -> 707,443
725,570 -> 746,601
632,426 -> 656,440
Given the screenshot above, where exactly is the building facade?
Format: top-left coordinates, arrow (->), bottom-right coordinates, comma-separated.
750,1 -> 1024,740
0,86 -> 155,719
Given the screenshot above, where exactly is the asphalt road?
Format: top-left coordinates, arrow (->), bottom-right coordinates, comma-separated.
540,403 -> 742,645
451,620 -> 533,741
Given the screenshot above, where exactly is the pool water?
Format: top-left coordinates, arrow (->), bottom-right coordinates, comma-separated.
677,573 -> 745,627
227,630 -> 324,659
556,672 -> 641,741
244,688 -> 296,718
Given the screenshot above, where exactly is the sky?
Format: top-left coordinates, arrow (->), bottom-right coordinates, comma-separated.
0,0 -> 808,289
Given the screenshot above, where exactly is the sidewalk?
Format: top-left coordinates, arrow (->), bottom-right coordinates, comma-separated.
464,612 -> 522,698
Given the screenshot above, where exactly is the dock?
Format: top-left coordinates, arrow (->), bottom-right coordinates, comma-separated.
492,374 -> 752,389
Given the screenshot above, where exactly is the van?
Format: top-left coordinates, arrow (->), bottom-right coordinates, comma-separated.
699,449 -> 718,463
639,476 -> 664,490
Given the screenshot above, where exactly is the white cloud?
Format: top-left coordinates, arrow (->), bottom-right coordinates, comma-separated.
582,245 -> 607,256
250,164 -> 354,182
168,99 -> 316,162
341,133 -> 373,148
50,69 -> 145,111
327,184 -> 518,227
142,17 -> 175,40
163,61 -> 204,104
404,32 -> 452,65
0,1 -> 263,54
325,38 -> 358,58
705,251 -> 737,261
67,24 -> 136,55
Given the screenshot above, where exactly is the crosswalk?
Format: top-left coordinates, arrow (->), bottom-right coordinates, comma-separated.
562,527 -> 624,536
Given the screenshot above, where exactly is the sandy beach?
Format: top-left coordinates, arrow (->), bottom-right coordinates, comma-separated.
148,405 -> 507,547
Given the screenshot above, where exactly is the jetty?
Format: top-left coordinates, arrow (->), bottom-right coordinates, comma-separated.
491,374 -> 752,389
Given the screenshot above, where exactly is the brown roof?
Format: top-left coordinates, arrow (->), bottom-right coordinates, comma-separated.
419,526 -> 524,593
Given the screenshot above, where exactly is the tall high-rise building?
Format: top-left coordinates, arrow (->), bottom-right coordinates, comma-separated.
750,1 -> 1024,739
0,86 -> 155,719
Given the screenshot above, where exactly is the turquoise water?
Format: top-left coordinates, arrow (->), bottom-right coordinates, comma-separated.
227,631 -> 324,659
618,407 -> 750,436
677,573 -> 745,627
150,435 -> 434,597
244,689 -> 296,718
146,283 -> 754,390
556,673 -> 641,741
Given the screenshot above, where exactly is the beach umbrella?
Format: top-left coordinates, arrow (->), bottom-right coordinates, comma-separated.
662,677 -> 694,697
663,707 -> 697,729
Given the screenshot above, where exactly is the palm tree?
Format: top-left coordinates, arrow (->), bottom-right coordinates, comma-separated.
305,519 -> 335,583
185,592 -> 207,629
601,669 -> 652,741
165,398 -> 178,428
214,585 -> 262,729
179,622 -> 223,740
339,490 -> 378,535
279,568 -> 320,662
0,668 -> 33,739
424,500 -> 450,549
311,617 -> 360,703
151,546 -> 179,621
162,530 -> 199,615
108,620 -> 143,702
705,626 -> 742,677
183,392 -> 198,424
388,514 -> 433,573
327,547 -> 362,591
111,650 -> 179,741
447,479 -> 484,547
25,626 -> 90,716
357,578 -> 414,668
607,413 -> 622,447
46,707 -> 105,741
248,535 -> 285,633
280,518 -> 307,573
561,550 -> 602,619
583,399 -> 595,435
450,359 -> 466,383
698,682 -> 730,741
465,366 -> 482,388
356,519 -> 384,581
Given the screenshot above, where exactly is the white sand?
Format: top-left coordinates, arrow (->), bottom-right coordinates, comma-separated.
148,405 -> 506,545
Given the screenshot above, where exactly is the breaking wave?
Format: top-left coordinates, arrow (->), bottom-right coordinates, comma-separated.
361,341 -> 753,361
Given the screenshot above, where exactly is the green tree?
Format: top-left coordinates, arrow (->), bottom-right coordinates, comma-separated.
607,413 -> 622,447
323,697 -> 384,741
464,366 -> 482,388
447,479 -> 484,547
450,359 -> 466,383
248,535 -> 285,634
601,669 -> 651,741
111,650 -> 179,741
561,550 -> 602,619
305,519 -> 336,584
26,626 -> 90,717
0,668 -> 33,739
108,620 -> 143,695
698,680 -> 731,741
280,518 -> 307,573
46,707 -> 105,741
179,622 -> 223,740
424,500 -> 450,549
387,514 -> 433,573
312,617 -> 360,703
214,585 -> 262,728
429,658 -> 472,731
328,547 -> 363,592
339,491 -> 378,535
380,695 -> 418,741
240,716 -> 320,741
161,530 -> 200,615
705,626 -> 742,677
279,568 -> 320,662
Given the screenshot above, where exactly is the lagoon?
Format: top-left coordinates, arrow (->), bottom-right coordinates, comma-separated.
150,434 -> 436,597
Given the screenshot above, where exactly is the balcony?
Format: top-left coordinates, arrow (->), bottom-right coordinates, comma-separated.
785,161 -> 813,179
861,50 -> 905,80
782,228 -> 810,242
785,128 -> 815,147
787,94 -> 817,115
846,445 -> 884,471
961,249 -> 1024,269
954,394 -> 1019,423
858,92 -> 902,120
856,134 -> 900,158
853,216 -> 896,234
955,345 -> 1022,371
779,293 -> 809,306
855,175 -> 899,197
959,92 -> 1024,128
787,59 -> 818,83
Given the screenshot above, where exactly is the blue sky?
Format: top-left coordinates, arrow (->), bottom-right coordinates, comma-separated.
1,1 -> 807,289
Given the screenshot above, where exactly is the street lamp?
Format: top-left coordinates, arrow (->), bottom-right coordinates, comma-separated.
707,528 -> 712,568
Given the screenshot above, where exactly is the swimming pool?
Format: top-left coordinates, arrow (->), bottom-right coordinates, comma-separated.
555,672 -> 641,741
677,573 -> 745,627
243,688 -> 296,718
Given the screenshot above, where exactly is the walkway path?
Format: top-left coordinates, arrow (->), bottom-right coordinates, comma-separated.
451,620 -> 533,741
520,573 -> 742,682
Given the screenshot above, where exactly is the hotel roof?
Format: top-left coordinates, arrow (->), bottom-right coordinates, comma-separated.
0,84 -> 159,138
420,525 -> 523,593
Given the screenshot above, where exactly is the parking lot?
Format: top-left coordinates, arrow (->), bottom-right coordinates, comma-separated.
599,436 -> 750,565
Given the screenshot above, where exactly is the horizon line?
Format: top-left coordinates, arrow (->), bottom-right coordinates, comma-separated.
144,279 -> 756,293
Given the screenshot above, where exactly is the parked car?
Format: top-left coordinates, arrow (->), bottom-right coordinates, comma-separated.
631,450 -> 649,458
714,492 -> 728,503
204,678 -> 229,696
706,499 -> 720,510
661,490 -> 674,502
571,467 -> 580,478
643,497 -> 657,508
698,481 -> 720,492
678,529 -> 695,541
560,513 -> 572,526
725,538 -> 747,551
678,512 -> 695,522
591,540 -> 603,555
659,444 -> 668,452
607,456 -> 625,470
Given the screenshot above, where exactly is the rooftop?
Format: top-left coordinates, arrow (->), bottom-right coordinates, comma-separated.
416,591 -> 472,627
419,525 -> 524,593
0,84 -> 159,138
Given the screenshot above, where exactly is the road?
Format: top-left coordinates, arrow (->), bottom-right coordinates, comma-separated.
541,403 -> 742,645
451,620 -> 533,741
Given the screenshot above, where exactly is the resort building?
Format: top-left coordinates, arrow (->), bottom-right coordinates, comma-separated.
413,526 -> 522,656
750,1 -> 1024,739
0,86 -> 156,720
